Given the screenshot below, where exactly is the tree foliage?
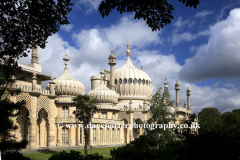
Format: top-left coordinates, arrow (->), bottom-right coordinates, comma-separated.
0,0 -> 73,156
73,94 -> 97,156
111,87 -> 176,160
0,0 -> 72,59
98,0 -> 199,31
197,107 -> 223,135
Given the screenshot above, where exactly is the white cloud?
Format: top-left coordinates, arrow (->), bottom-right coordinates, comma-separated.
61,24 -> 74,32
212,81 -> 221,87
171,31 -> 198,45
77,0 -> 102,14
179,8 -> 240,82
173,17 -> 195,28
195,10 -> 213,18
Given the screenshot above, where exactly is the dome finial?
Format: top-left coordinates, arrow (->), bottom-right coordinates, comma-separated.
51,74 -> 54,80
63,53 -> 70,69
140,65 -> 144,71
165,77 -> 167,83
111,49 -> 113,54
126,40 -> 130,57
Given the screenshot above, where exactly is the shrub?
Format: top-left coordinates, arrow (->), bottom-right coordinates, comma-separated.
48,150 -> 103,160
1,151 -> 31,160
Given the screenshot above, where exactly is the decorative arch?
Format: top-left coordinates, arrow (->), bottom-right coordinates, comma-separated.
37,95 -> 50,120
133,112 -> 144,122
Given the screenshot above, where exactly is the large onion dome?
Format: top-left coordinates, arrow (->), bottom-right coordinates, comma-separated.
88,76 -> 119,103
114,41 -> 153,100
47,54 -> 85,96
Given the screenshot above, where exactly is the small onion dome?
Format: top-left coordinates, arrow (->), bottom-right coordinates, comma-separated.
113,41 -> 152,100
187,87 -> 190,92
175,81 -> 180,87
47,54 -> 85,96
109,50 -> 116,59
87,76 -> 119,103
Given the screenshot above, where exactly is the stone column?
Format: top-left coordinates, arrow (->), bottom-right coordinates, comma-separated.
48,95 -> 56,147
120,127 -> 123,144
129,100 -> 134,142
129,112 -> 134,142
57,127 -> 61,146
77,127 -> 80,146
69,126 -> 75,146
29,92 -> 40,149
90,127 -> 93,145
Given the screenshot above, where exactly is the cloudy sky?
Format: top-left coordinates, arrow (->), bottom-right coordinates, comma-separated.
19,0 -> 240,115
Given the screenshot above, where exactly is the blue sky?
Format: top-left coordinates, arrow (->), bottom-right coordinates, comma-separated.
19,0 -> 240,114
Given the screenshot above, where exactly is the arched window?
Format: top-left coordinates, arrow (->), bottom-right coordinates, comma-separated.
133,78 -> 137,84
112,112 -> 115,120
102,112 -> 107,119
123,78 -> 127,84
146,80 -> 148,85
142,79 -> 145,85
119,78 -> 122,84
128,78 -> 132,84
62,107 -> 69,118
62,127 -> 69,145
138,79 -> 141,84
115,79 -> 118,84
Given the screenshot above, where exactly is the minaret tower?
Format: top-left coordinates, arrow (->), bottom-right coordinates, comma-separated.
108,49 -> 116,90
164,77 -> 170,99
28,44 -> 42,73
186,87 -> 191,111
175,81 -> 180,107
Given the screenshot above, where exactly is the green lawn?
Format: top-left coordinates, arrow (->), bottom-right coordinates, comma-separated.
23,147 -> 116,160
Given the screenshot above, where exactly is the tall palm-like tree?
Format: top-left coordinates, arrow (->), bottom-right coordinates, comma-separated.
72,94 -> 97,156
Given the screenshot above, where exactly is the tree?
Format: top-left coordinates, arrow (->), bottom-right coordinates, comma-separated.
110,87 -> 176,160
232,109 -> 240,116
221,111 -> 240,135
147,87 -> 176,148
0,0 -> 72,155
198,107 -> 223,135
1,0 -> 72,59
98,0 -> 200,31
72,94 -> 97,156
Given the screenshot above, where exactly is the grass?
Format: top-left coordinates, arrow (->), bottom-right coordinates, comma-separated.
23,147 -> 116,160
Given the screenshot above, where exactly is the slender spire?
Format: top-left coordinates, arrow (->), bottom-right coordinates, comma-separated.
51,74 -> 54,80
164,77 -> 170,99
63,53 -> 69,69
126,40 -> 130,57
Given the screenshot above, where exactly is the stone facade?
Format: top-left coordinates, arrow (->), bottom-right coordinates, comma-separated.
5,41 -> 195,150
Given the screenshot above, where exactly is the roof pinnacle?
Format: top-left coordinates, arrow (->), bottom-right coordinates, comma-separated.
126,40 -> 130,57
63,53 -> 69,69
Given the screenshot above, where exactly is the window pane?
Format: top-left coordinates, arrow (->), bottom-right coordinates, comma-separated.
138,79 -> 141,84
119,78 -> 122,84
133,78 -> 137,84
123,78 -> 127,84
128,78 -> 132,84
